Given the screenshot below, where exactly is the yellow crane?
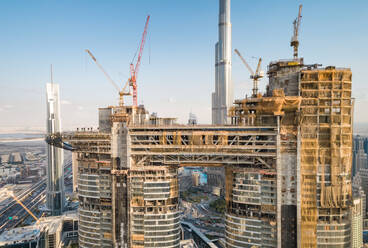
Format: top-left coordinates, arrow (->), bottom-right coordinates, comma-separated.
4,190 -> 39,223
291,4 -> 303,59
234,49 -> 263,97
85,49 -> 131,106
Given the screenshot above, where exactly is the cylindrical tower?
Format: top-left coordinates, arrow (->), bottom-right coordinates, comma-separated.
72,132 -> 113,248
129,166 -> 180,248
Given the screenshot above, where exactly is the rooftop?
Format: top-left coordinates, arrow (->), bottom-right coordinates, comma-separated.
0,211 -> 77,245
0,226 -> 40,245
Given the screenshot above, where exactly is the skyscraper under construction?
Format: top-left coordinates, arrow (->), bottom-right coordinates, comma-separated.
56,60 -> 353,248
47,2 -> 354,248
229,61 -> 352,248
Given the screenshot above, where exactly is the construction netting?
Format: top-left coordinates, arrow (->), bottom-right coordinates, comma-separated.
299,69 -> 352,247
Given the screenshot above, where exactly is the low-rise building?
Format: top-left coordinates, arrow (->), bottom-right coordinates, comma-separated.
0,212 -> 78,248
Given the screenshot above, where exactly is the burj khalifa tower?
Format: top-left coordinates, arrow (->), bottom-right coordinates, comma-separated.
212,0 -> 233,125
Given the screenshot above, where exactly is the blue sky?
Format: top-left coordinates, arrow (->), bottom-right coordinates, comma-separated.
0,0 -> 367,131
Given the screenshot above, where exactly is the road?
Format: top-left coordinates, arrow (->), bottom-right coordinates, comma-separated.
180,193 -> 225,239
0,160 -> 72,233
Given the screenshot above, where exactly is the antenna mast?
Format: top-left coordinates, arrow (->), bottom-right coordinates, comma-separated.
50,64 -> 54,84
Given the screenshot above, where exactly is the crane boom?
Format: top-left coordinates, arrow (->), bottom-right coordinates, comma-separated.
6,191 -> 39,223
234,48 -> 263,97
295,5 -> 302,37
134,15 -> 150,81
130,15 -> 150,106
85,49 -> 120,92
255,58 -> 262,76
234,49 -> 254,75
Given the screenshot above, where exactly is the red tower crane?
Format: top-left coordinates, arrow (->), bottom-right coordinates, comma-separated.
130,15 -> 150,106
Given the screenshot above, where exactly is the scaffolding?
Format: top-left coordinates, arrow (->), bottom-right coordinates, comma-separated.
47,66 -> 353,248
299,68 -> 352,247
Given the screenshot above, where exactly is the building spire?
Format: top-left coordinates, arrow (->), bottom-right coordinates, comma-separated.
50,64 -> 54,85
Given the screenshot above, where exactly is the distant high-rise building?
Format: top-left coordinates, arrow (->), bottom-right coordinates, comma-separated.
358,169 -> 368,217
351,196 -> 363,248
212,0 -> 233,125
46,83 -> 65,216
353,136 -> 368,177
363,137 -> 368,154
353,181 -> 367,219
354,136 -> 368,219
192,171 -> 200,186
205,167 -> 225,195
187,112 -> 197,125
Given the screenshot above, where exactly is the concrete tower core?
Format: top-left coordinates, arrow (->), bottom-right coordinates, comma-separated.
46,83 -> 65,216
212,0 -> 233,125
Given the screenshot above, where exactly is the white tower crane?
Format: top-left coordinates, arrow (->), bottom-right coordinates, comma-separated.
234,49 -> 263,97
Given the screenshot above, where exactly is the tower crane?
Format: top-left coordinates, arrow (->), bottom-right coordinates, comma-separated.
234,49 -> 263,97
129,15 -> 150,106
290,4 -> 303,59
85,49 -> 131,106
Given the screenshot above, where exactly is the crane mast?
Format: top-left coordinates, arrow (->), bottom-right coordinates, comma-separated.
130,15 -> 150,106
291,4 -> 303,59
253,58 -> 262,96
